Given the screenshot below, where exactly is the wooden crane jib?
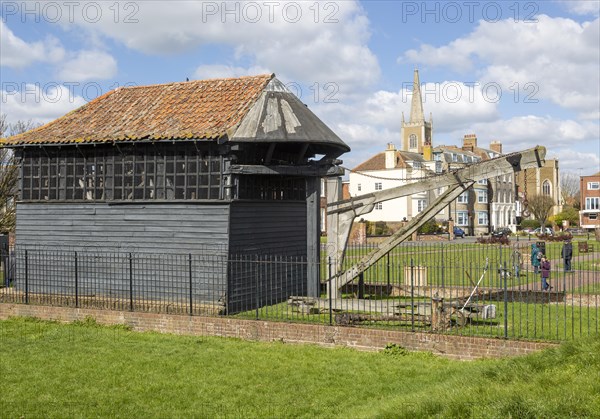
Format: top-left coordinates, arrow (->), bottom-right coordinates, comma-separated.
325,145 -> 546,296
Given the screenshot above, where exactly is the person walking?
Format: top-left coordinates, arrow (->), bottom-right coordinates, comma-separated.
531,243 -> 541,274
541,255 -> 552,291
512,248 -> 522,277
561,239 -> 573,272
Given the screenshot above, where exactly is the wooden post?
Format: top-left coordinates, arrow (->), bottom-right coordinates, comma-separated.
306,177 -> 320,298
326,177 -> 343,299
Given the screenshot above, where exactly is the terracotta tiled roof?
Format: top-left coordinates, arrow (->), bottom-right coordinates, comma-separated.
3,74 -> 274,146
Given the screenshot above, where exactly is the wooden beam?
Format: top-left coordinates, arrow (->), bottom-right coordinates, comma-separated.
330,181 -> 475,290
227,164 -> 343,177
328,146 -> 547,216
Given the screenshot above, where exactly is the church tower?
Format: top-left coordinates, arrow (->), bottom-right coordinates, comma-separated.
401,69 -> 432,156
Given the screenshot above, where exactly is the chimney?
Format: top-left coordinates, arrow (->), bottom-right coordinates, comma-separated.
462,134 -> 477,152
490,140 -> 503,154
385,143 -> 396,169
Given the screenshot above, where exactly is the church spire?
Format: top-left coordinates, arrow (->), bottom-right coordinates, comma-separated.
409,69 -> 424,123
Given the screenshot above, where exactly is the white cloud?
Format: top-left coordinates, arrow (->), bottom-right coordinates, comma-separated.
60,1 -> 380,93
448,115 -> 599,152
1,84 -> 86,125
401,15 -> 600,114
193,64 -> 270,79
58,50 -> 117,82
0,21 -> 65,69
547,148 -> 600,174
559,0 -> 600,16
318,81 -> 498,138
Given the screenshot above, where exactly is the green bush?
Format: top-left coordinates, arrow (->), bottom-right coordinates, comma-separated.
418,219 -> 441,234
520,219 -> 540,230
553,206 -> 579,227
366,221 -> 390,236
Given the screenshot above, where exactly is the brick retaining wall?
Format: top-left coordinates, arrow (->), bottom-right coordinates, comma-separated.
0,303 -> 556,360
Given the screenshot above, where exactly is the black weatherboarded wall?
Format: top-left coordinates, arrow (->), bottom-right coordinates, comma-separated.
16,203 -> 230,308
228,201 -> 308,313
16,200 -> 311,314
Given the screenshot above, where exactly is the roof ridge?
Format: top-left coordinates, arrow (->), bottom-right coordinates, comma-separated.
115,73 -> 275,91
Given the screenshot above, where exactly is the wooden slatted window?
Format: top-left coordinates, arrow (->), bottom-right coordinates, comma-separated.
18,143 -> 224,203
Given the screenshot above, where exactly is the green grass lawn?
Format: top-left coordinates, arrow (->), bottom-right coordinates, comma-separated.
1,317 -> 599,418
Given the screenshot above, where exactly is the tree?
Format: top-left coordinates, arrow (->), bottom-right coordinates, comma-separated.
526,194 -> 555,228
553,206 -> 580,228
560,172 -> 580,209
0,115 -> 41,233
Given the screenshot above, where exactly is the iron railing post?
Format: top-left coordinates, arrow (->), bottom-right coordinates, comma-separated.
328,257 -> 332,326
410,258 -> 415,332
503,261 -> 508,339
386,253 -> 390,289
358,273 -> 365,299
25,250 -> 29,304
255,255 -> 260,320
129,253 -> 133,312
189,253 -> 193,316
74,251 -> 79,308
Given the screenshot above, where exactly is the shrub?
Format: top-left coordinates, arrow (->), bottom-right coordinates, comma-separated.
476,235 -> 510,245
539,232 -> 573,242
520,219 -> 540,230
418,219 -> 441,235
366,221 -> 391,236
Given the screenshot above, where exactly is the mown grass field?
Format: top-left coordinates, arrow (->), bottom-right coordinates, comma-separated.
1,317 -> 599,418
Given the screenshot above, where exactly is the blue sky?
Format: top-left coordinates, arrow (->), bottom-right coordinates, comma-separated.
1,0 -> 599,175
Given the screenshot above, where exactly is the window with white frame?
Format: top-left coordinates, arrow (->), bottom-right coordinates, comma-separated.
456,211 -> 468,226
477,211 -> 489,225
457,191 -> 468,203
374,182 -> 382,191
542,180 -> 551,196
477,190 -> 488,203
375,202 -> 383,210
586,197 -> 599,210
409,134 -> 418,148
477,179 -> 488,185
451,153 -> 457,162
589,213 -> 598,220
417,199 -> 427,212
588,182 -> 600,190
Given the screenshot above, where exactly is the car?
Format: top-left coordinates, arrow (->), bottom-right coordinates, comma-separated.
453,226 -> 465,238
566,227 -> 584,235
491,228 -> 512,238
534,227 -> 553,236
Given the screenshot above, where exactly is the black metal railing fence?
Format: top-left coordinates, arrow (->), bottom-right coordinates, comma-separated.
1,238 -> 598,342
